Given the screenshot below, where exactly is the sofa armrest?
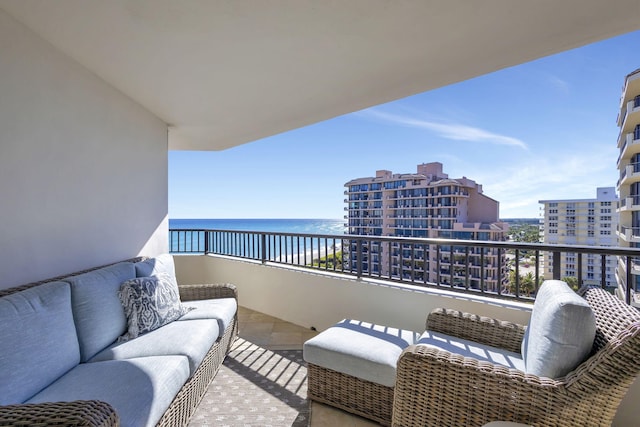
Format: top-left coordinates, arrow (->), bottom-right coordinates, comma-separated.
392,344 -> 562,427
426,308 -> 526,353
179,283 -> 237,301
0,400 -> 118,427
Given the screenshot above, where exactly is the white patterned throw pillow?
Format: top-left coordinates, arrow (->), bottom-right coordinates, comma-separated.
117,274 -> 193,342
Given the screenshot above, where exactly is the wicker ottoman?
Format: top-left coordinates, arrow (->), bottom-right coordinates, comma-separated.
303,319 -> 419,426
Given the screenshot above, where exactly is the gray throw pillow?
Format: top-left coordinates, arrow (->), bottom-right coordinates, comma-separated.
118,275 -> 193,342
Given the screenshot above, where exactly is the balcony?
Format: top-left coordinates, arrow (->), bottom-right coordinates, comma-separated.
618,225 -> 640,243
165,229 -> 640,425
618,162 -> 640,186
617,132 -> 640,166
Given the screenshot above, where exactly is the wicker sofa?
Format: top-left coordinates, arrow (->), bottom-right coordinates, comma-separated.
0,254 -> 237,427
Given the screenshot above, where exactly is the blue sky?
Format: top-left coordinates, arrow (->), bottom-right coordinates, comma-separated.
169,30 -> 640,220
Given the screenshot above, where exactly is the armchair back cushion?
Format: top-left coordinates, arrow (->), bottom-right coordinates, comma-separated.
0,281 -> 80,404
521,280 -> 596,378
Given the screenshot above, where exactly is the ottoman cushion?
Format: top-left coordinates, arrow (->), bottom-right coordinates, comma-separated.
303,319 -> 419,387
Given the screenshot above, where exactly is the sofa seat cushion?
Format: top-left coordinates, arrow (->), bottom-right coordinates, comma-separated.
89,319 -> 220,375
0,281 -> 80,405
65,262 -> 136,362
416,331 -> 525,371
521,280 -> 596,378
27,356 -> 190,427
177,297 -> 237,332
303,319 -> 419,387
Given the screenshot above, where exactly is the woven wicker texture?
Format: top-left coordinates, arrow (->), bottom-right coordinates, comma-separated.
0,400 -> 118,427
392,286 -> 640,427
307,363 -> 394,426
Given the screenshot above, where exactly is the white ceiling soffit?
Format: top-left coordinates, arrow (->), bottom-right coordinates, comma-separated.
1,1 -> 639,151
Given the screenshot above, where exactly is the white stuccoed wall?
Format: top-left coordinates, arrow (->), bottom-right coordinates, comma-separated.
0,9 -> 168,289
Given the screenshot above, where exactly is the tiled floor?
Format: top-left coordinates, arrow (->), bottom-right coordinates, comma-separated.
236,306 -> 380,427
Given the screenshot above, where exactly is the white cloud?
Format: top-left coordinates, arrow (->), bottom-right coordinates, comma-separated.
477,146 -> 618,218
547,74 -> 570,95
359,109 -> 529,150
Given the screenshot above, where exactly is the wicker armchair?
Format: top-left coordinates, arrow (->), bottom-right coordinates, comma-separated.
392,286 -> 640,427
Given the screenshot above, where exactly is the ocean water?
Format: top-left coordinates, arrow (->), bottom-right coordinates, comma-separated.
169,218 -> 346,235
169,218 -> 347,259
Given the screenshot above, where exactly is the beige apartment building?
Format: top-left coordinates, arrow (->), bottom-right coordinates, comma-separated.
344,162 -> 508,292
540,187 -> 618,289
616,68 -> 640,303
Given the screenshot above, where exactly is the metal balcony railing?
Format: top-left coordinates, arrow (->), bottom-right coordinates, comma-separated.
169,229 -> 640,305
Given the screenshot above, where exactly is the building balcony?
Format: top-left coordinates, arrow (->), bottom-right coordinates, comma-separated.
618,194 -> 640,212
618,225 -> 640,243
619,99 -> 640,134
617,132 -> 640,165
617,162 -> 640,187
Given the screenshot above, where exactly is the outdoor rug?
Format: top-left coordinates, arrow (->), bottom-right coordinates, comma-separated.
188,338 -> 309,426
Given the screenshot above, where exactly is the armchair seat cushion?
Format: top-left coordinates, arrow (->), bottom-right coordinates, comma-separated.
303,319 -> 419,387
416,330 -> 524,371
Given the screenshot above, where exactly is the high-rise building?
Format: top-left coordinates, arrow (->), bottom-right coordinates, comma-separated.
539,187 -> 618,289
344,162 -> 508,292
616,68 -> 640,303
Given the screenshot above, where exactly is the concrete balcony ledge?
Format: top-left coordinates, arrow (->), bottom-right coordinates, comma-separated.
174,253 -> 532,335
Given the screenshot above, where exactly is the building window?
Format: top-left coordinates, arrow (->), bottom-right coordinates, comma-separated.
549,203 -> 558,207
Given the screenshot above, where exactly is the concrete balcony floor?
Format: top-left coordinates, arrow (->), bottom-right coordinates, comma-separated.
189,305 -> 378,426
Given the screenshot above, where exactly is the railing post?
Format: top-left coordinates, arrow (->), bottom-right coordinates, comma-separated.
552,251 -> 561,280
357,239 -> 363,278
626,256 -> 632,305
261,233 -> 267,264
204,231 -> 209,255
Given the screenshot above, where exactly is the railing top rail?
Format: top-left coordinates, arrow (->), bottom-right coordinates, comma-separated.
169,228 -> 640,257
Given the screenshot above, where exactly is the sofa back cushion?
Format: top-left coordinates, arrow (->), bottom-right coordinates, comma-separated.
0,281 -> 80,404
135,254 -> 176,280
521,280 -> 596,378
66,262 -> 136,362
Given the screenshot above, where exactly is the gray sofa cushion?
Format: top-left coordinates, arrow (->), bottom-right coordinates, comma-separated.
521,280 -> 596,378
0,281 -> 80,404
27,356 -> 190,427
118,275 -> 193,342
89,319 -> 220,375
177,297 -> 237,332
417,330 -> 524,371
65,262 -> 136,362
303,319 -> 419,387
135,254 -> 176,279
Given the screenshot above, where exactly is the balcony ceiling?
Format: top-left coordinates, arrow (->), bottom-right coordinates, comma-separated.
1,1 -> 639,151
